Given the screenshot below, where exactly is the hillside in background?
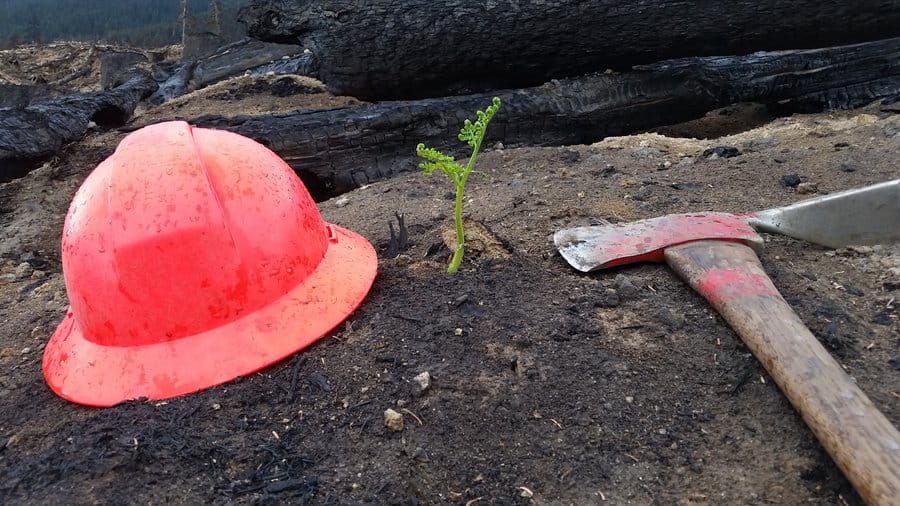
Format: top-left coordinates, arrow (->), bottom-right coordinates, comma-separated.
0,0 -> 248,48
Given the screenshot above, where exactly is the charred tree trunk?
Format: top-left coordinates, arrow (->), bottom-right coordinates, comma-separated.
191,38 -> 307,87
0,72 -> 157,182
240,0 -> 900,100
185,39 -> 900,200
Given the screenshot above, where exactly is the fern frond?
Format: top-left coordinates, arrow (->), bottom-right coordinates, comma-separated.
416,143 -> 464,179
416,143 -> 455,164
458,96 -> 501,148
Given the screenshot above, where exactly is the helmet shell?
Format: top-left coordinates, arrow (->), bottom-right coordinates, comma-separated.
44,121 -> 377,406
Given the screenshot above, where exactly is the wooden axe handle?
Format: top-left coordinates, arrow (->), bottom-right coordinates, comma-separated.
664,240 -> 900,505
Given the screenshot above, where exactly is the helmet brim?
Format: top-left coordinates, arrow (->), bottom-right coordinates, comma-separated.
43,224 -> 377,407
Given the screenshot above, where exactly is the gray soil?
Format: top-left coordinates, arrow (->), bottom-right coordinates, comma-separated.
0,71 -> 898,504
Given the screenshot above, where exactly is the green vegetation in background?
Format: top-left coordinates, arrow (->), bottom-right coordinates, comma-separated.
0,0 -> 248,49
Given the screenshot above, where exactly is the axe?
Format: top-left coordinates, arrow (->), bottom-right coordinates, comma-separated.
554,179 -> 899,505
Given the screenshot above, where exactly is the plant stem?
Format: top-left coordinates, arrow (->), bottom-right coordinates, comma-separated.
447,183 -> 465,273
446,139 -> 484,274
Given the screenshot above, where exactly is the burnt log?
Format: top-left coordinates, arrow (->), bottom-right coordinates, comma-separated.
192,38 -> 308,87
240,0 -> 900,100
100,51 -> 148,90
187,38 -> 900,200
148,38 -> 313,104
0,84 -> 72,109
0,72 -> 157,182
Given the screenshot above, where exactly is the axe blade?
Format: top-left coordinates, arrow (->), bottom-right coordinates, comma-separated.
554,212 -> 764,272
749,178 -> 900,248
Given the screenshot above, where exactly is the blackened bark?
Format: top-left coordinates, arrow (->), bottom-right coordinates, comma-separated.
0,84 -> 71,109
240,0 -> 900,100
147,38 -> 315,105
0,72 -> 157,182
187,39 -> 900,200
191,38 -> 308,87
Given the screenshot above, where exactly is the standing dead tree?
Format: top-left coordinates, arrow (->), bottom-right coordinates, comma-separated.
210,0 -> 224,36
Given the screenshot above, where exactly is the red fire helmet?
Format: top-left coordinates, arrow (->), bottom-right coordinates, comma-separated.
43,121 -> 377,407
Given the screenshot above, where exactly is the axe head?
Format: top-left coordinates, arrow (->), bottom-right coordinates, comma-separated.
554,212 -> 765,272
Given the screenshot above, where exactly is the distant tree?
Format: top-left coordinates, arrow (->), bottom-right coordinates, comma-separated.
181,0 -> 189,45
0,0 -> 247,48
210,0 -> 224,35
25,8 -> 40,44
3,31 -> 22,49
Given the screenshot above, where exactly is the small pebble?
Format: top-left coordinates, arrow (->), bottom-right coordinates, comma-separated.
5,434 -> 21,449
334,196 -> 350,207
888,356 -> 900,371
412,371 -> 431,395
454,328 -> 463,336
800,272 -> 818,281
383,408 -> 404,432
656,308 -> 685,330
594,288 -> 620,308
631,147 -> 662,159
796,182 -> 818,195
702,146 -> 741,158
614,275 -> 640,299
309,373 -> 331,391
559,149 -> 580,163
781,174 -> 802,188
676,157 -> 695,168
625,396 -> 634,404
872,312 -> 893,326
669,182 -> 700,191
14,262 -> 32,279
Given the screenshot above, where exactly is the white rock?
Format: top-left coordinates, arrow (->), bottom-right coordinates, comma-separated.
413,371 -> 431,394
14,262 -> 32,279
383,408 -> 404,432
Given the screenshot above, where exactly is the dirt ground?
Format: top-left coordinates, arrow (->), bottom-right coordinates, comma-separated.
133,74 -> 364,123
0,70 -> 898,505
0,42 -> 178,91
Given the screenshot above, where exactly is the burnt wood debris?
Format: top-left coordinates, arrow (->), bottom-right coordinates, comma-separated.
191,38 -> 900,200
240,0 -> 900,100
1,0 -> 900,193
0,72 -> 157,182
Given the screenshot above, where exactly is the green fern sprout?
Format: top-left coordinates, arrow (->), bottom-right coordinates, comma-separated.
416,96 -> 501,274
